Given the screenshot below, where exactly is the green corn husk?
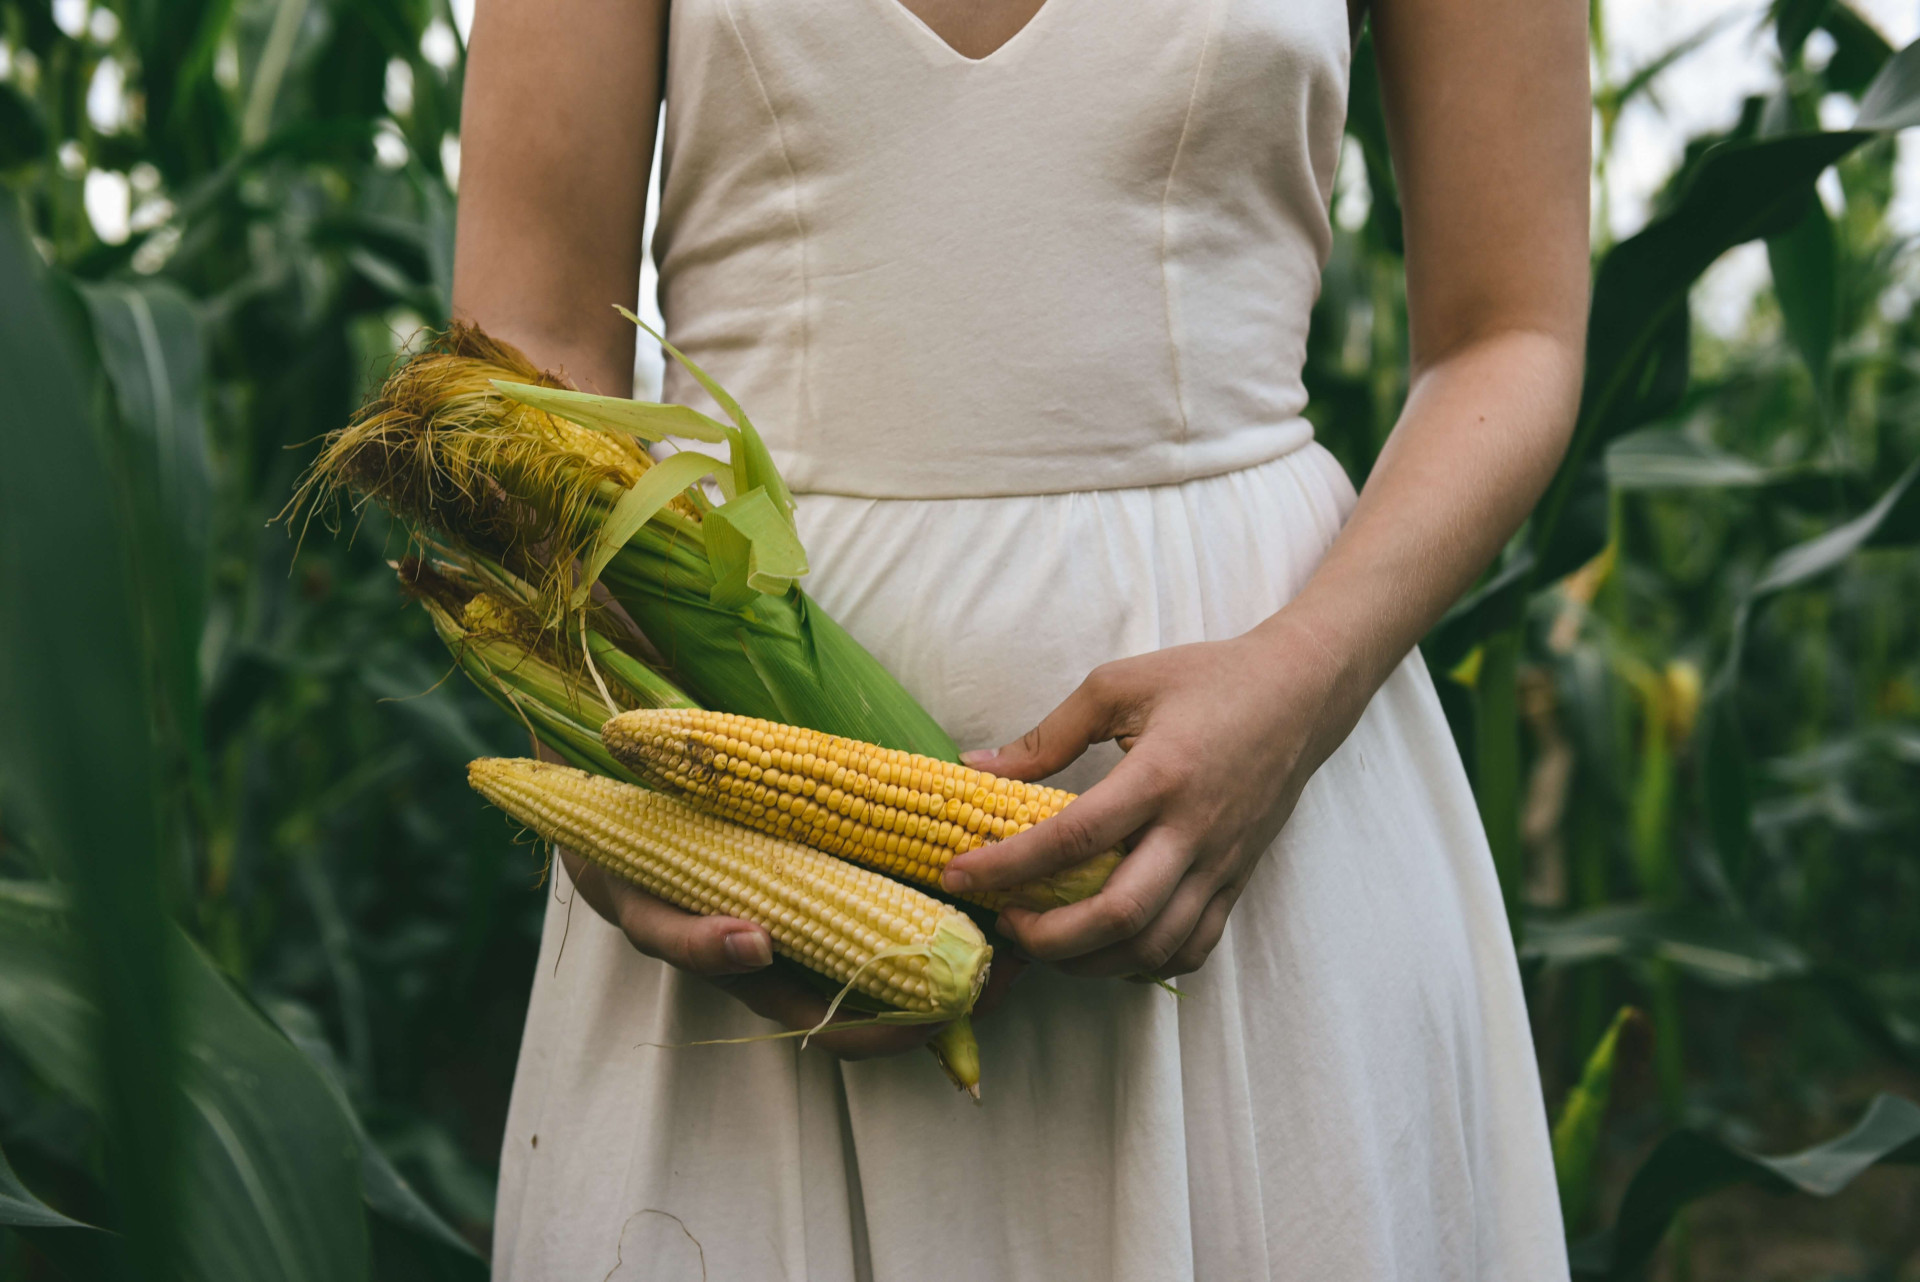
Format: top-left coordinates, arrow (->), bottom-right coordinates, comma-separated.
298,323 -> 959,762
397,552 -> 695,780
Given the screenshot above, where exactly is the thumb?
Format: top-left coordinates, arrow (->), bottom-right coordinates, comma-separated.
670,915 -> 776,975
963,670 -> 1125,782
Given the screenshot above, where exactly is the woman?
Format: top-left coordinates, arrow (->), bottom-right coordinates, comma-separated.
456,0 -> 1588,1276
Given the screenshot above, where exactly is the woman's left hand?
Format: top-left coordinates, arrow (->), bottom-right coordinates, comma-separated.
940,613 -> 1368,979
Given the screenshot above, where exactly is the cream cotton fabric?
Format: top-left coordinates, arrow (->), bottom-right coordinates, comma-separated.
491,0 -> 1570,1277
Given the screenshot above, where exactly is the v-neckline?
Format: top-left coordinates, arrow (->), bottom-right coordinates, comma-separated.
873,0 -> 1062,66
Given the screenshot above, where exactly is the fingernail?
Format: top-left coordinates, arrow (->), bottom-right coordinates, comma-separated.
961,748 -> 999,767
942,868 -> 972,893
724,930 -> 770,968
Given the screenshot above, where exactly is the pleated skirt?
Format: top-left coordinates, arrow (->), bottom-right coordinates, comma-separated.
490,442 -> 1570,1281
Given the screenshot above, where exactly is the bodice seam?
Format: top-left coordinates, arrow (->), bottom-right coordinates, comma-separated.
718,0 -> 814,446
1157,0 -> 1223,455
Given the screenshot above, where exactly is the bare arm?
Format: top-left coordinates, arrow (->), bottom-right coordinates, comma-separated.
941,0 -> 1591,975
455,0 -> 947,1055
1295,0 -> 1590,694
452,0 -> 661,393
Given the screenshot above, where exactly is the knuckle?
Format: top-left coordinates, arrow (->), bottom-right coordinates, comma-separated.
1161,943 -> 1209,977
1130,752 -> 1184,802
1052,808 -> 1108,860
1011,923 -> 1074,964
1079,664 -> 1118,701
1130,933 -> 1179,972
1099,891 -> 1154,940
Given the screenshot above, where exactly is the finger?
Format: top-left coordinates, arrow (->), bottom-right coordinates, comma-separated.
615,893 -> 775,976
961,665 -> 1137,781
991,824 -> 1192,962
1157,883 -> 1242,978
709,970 -> 938,1060
1057,866 -> 1223,978
556,845 -> 635,925
941,750 -> 1167,896
558,846 -> 774,975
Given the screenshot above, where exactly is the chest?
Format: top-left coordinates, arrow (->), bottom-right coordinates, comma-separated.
661,0 -> 1354,215
892,0 -> 1051,60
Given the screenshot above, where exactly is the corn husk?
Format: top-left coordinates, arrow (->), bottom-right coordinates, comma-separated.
297,323 -> 958,762
397,552 -> 696,780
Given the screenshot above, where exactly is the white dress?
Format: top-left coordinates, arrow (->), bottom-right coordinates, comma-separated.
491,1 -> 1570,1278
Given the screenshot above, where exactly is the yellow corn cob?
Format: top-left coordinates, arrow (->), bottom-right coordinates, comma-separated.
600,709 -> 1121,913
468,758 -> 990,1018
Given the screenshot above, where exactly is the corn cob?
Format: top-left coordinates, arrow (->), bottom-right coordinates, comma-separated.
469,758 -> 991,1019
601,709 -> 1121,913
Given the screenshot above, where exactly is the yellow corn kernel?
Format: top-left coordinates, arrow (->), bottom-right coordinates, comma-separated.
600,709 -> 1121,912
468,758 -> 990,1018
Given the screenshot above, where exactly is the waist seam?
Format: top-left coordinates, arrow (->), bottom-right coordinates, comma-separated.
787,428 -> 1321,503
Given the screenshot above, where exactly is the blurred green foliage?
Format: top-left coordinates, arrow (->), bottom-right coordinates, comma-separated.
0,0 -> 1917,1277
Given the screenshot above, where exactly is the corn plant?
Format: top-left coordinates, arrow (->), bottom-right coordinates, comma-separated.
3,0 -> 1920,1277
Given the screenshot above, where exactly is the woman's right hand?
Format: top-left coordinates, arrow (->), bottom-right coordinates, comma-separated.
540,736 -> 1025,1057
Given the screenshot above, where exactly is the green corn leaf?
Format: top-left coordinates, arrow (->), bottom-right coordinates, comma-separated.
1524,904 -> 1810,983
0,881 -> 372,1282
0,196 -> 183,1278
1603,14 -> 1739,120
1691,457 -> 1920,886
618,306 -> 797,528
599,545 -> 962,760
0,1131 -> 115,1280
1528,56 -> 1920,598
1424,551 -> 1536,673
1751,455 -> 1920,596
0,80 -> 50,170
0,1133 -> 98,1231
1472,610 -> 1525,941
1553,1006 -> 1642,1232
265,1004 -> 485,1269
76,279 -> 217,848
1821,0 -> 1895,93
1603,429 -> 1816,490
1766,192 -> 1838,396
1571,1094 -> 1920,1278
573,449 -> 728,609
1699,691 -> 1754,889
1523,904 -> 1920,1073
490,379 -> 731,444
1856,34 -> 1920,129
705,486 -> 811,610
1772,0 -> 1827,63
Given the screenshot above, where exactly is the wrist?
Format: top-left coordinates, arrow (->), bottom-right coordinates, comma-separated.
1244,603 -> 1382,758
